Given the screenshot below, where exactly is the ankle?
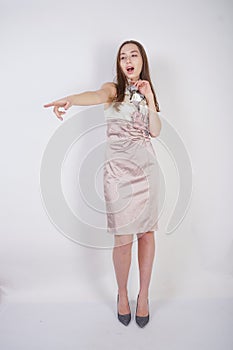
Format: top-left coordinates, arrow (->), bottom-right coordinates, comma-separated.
118,289 -> 128,298
138,290 -> 149,299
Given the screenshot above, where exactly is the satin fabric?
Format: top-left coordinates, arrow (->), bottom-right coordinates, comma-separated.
103,88 -> 159,235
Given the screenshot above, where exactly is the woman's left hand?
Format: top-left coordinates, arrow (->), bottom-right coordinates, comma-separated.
133,79 -> 153,99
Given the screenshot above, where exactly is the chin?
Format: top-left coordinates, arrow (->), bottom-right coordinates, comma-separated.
127,75 -> 136,81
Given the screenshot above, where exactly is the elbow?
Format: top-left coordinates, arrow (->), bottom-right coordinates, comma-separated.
150,124 -> 162,138
150,131 -> 160,138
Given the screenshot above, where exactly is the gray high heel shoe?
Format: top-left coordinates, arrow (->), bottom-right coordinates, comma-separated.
135,294 -> 150,328
117,294 -> 131,326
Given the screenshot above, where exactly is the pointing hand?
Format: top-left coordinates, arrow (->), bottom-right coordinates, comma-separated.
43,97 -> 73,121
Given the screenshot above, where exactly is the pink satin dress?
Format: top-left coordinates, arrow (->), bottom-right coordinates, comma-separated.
103,86 -> 160,235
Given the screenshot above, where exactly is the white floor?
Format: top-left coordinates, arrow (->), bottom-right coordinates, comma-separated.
0,297 -> 232,350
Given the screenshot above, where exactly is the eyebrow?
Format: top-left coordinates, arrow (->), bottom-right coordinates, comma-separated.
120,50 -> 139,56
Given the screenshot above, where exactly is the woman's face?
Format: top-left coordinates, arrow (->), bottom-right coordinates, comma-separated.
119,43 -> 143,83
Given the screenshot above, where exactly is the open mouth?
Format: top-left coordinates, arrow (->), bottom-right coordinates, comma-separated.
126,67 -> 134,73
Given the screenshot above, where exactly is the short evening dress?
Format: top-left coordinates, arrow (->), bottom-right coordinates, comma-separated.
103,85 -> 160,235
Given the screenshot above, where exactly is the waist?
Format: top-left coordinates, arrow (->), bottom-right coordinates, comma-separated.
106,119 -> 151,141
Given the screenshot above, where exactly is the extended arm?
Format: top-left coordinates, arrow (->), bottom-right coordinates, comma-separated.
68,82 -> 116,106
44,82 -> 117,120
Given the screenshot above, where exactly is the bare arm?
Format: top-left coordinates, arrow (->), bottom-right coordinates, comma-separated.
132,79 -> 161,138
146,93 -> 162,137
43,82 -> 117,121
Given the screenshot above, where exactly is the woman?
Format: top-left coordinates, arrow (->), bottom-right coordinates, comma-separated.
44,39 -> 162,328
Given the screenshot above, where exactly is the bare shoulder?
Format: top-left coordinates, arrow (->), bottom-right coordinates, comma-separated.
100,82 -> 117,102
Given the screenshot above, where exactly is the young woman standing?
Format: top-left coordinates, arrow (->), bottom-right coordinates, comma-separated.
44,39 -> 161,328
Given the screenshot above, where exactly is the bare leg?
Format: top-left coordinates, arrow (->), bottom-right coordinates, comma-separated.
112,234 -> 133,314
136,231 -> 155,316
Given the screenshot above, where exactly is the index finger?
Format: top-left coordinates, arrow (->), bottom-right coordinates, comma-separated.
43,102 -> 54,107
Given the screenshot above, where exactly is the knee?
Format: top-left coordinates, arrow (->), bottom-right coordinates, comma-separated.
137,231 -> 154,243
114,234 -> 133,250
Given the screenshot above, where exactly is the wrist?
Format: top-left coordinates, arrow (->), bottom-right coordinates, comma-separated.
145,93 -> 154,104
67,94 -> 75,106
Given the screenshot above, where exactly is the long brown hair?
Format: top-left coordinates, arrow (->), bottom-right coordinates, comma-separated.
113,39 -> 160,112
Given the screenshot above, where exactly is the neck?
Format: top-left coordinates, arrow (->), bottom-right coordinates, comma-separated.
127,76 -> 140,85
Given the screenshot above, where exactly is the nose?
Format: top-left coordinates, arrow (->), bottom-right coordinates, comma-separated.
126,56 -> 131,64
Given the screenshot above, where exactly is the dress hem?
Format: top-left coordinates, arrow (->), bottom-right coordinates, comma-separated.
107,226 -> 158,235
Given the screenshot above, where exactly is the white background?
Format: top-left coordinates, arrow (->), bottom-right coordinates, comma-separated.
1,0 -> 233,308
